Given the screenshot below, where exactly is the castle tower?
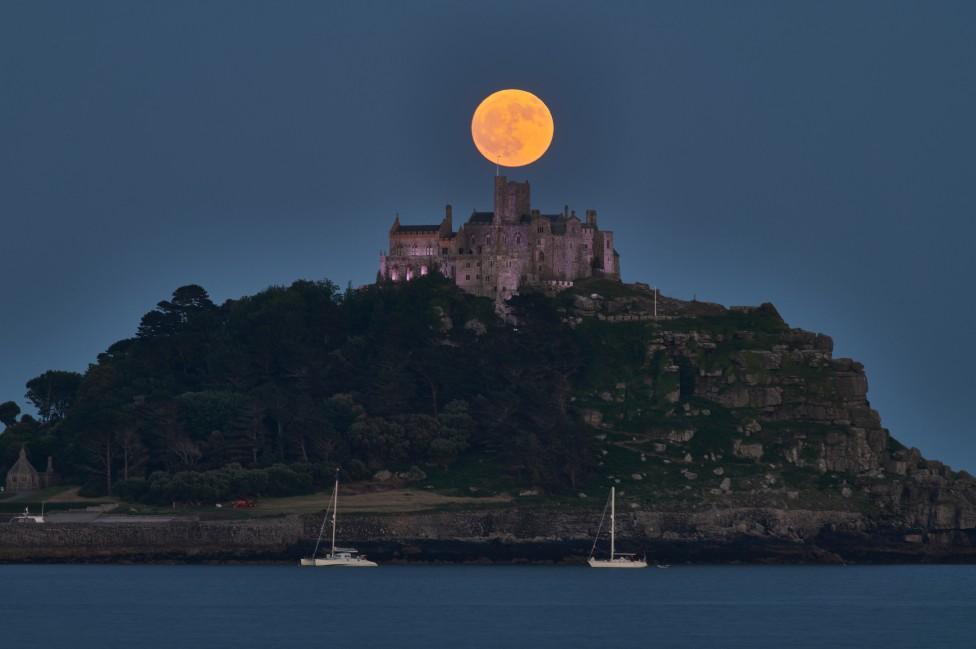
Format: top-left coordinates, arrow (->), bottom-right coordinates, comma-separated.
493,176 -> 530,224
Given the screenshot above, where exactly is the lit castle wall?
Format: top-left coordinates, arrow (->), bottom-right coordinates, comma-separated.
378,177 -> 619,299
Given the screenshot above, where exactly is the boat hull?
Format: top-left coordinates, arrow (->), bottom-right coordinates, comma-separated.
588,558 -> 648,569
313,557 -> 377,567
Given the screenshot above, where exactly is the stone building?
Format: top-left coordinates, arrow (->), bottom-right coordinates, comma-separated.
378,176 -> 619,300
4,446 -> 58,494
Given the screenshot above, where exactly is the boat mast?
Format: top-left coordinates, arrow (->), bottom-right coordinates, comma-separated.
330,470 -> 339,557
610,486 -> 615,560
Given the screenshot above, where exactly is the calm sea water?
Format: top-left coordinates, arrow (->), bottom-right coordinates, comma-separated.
1,564 -> 973,648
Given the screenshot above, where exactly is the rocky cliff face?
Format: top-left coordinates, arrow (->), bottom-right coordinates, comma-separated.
562,282 -> 976,541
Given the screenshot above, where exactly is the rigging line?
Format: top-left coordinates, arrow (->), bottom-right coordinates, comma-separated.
310,483 -> 336,559
588,491 -> 612,559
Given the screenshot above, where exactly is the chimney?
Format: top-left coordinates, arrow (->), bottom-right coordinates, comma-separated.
441,204 -> 453,235
586,209 -> 598,227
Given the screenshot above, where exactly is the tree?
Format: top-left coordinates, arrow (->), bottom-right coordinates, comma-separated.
137,284 -> 216,338
117,427 -> 147,482
25,370 -> 83,422
81,427 -> 116,496
0,401 -> 20,428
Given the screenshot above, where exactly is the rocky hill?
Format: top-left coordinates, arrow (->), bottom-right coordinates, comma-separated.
524,279 -> 976,557
3,276 -> 975,563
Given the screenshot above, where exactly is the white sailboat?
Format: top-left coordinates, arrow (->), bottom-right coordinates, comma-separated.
11,505 -> 45,524
587,487 -> 647,568
300,471 -> 377,567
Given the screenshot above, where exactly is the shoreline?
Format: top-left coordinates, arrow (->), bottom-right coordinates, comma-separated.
3,507 -> 976,566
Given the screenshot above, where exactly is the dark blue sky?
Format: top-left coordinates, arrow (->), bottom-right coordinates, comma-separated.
2,2 -> 974,468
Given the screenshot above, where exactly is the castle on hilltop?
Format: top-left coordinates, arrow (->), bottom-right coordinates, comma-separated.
378,177 -> 619,299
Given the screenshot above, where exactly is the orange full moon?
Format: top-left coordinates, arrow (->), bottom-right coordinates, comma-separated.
471,89 -> 554,167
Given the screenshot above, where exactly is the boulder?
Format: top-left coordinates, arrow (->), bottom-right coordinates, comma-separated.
733,440 -> 764,461
581,409 -> 603,427
668,429 -> 696,443
397,466 -> 427,482
464,319 -> 487,336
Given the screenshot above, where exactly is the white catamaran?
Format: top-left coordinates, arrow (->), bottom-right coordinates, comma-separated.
588,487 -> 647,568
300,471 -> 377,567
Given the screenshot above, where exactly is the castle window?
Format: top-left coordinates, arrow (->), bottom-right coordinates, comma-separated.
442,247 -> 448,255
465,262 -> 471,268
465,274 -> 471,281
606,240 -> 610,248
420,265 -> 428,276
516,235 -> 521,245
425,246 -> 433,256
538,227 -> 544,233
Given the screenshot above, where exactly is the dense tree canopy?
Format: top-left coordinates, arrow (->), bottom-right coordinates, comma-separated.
0,276 -> 596,500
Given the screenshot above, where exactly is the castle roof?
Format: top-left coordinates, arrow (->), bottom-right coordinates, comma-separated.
395,224 -> 440,233
461,210 -> 588,235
